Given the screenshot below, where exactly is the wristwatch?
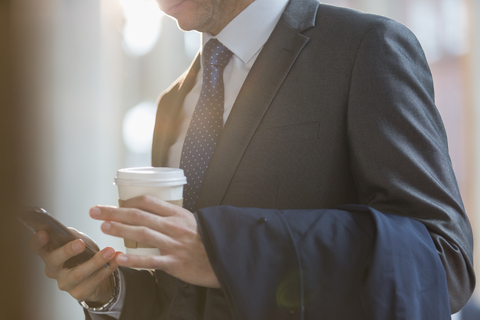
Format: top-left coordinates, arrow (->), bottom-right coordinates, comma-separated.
79,269 -> 120,312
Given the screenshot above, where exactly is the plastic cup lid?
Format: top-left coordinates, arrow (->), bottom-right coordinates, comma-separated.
114,167 -> 187,187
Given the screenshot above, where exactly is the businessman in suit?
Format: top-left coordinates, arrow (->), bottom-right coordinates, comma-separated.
29,0 -> 474,318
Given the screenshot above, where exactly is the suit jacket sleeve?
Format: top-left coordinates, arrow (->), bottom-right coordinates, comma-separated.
344,18 -> 474,312
196,205 -> 452,320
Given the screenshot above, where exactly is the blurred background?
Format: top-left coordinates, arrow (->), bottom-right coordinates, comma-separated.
1,0 -> 479,319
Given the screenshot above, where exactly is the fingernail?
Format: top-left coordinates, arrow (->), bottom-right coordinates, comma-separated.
36,233 -> 47,244
117,255 -> 127,263
102,222 -> 112,232
90,207 -> 101,218
72,241 -> 82,252
103,248 -> 114,259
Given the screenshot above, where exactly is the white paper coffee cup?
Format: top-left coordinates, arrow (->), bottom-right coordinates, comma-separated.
114,167 -> 187,256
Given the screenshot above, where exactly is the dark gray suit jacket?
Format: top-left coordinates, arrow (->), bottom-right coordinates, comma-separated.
87,0 -> 475,319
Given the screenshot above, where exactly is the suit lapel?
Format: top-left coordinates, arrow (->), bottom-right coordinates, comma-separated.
152,54 -> 200,167
196,0 -> 320,209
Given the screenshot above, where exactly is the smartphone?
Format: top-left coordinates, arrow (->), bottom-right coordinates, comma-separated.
17,207 -> 98,268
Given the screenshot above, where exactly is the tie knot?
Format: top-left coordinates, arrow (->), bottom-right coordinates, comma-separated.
202,38 -> 233,69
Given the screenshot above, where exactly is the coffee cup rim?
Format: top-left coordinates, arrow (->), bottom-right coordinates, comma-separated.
114,167 -> 187,187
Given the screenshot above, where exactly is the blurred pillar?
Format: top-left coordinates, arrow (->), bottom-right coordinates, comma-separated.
9,0 -> 58,318
0,1 -> 29,319
7,0 -> 126,319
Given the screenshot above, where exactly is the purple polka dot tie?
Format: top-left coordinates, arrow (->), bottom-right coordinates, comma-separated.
180,39 -> 233,212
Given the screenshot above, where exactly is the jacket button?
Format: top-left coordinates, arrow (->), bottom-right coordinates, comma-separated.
258,217 -> 267,224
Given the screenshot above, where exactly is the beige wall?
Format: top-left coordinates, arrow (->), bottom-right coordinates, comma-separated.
469,0 -> 480,300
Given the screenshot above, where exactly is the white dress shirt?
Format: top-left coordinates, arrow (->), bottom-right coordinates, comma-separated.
87,0 -> 288,318
167,0 -> 289,168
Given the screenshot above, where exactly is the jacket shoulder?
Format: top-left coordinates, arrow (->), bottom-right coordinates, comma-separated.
313,4 -> 415,40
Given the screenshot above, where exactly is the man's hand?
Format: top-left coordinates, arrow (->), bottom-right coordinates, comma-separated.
28,229 -> 120,304
90,196 -> 220,288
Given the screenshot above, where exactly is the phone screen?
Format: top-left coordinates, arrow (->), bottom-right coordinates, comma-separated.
17,207 -> 98,268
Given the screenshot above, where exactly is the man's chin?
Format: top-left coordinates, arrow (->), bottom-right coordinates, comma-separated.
174,19 -> 197,32
175,16 -> 212,33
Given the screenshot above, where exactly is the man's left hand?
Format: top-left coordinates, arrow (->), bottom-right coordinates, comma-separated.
89,196 -> 220,288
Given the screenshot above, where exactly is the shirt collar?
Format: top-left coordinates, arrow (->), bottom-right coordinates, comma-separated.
202,0 -> 289,64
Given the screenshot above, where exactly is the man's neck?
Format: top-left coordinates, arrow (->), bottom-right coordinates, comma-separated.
207,0 -> 255,35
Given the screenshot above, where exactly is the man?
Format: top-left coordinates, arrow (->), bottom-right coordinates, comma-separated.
29,0 -> 475,318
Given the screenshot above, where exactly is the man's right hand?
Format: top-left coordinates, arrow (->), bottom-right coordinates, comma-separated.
28,229 -> 120,305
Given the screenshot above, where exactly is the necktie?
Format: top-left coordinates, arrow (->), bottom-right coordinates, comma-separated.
180,39 -> 233,212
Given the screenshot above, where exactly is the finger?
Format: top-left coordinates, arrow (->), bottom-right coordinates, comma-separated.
89,205 -> 118,221
91,205 -> 180,238
101,221 -> 177,252
119,197 -> 197,237
122,195 -> 179,217
115,252 -> 173,271
91,204 -> 194,240
91,206 -> 163,230
69,253 -> 121,302
44,239 -> 86,271
69,227 -> 100,251
28,230 -> 49,258
60,247 -> 116,292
